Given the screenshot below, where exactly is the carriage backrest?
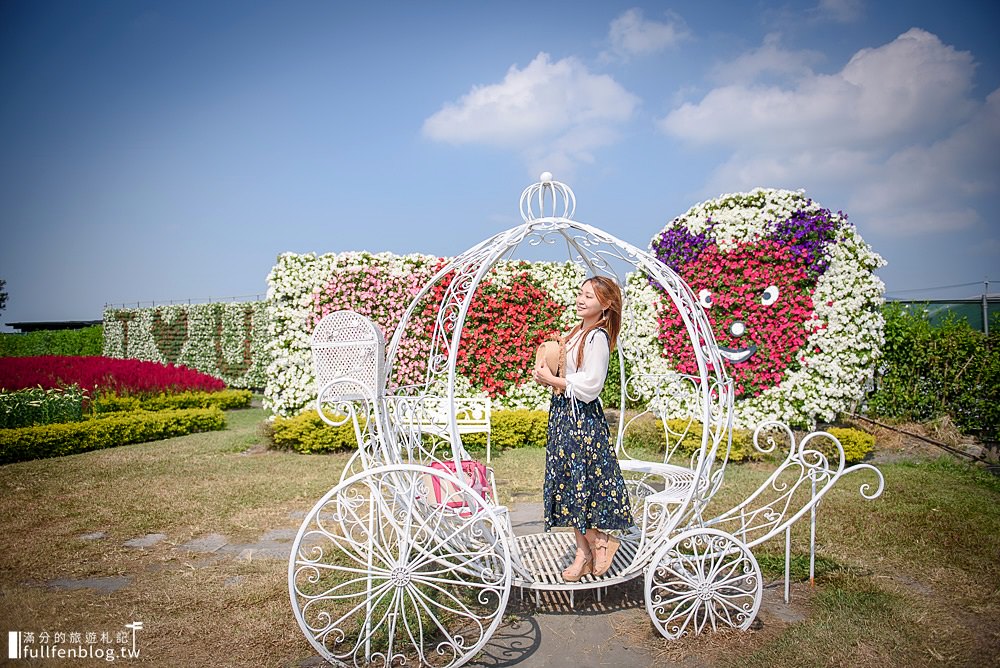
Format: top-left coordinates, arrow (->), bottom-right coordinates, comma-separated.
310,310 -> 386,403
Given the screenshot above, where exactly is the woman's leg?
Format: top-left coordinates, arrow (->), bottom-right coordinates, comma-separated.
562,528 -> 593,581
591,529 -> 621,577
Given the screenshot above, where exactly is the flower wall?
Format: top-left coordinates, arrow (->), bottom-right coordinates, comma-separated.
264,251 -> 584,417
637,188 -> 886,428
102,302 -> 270,389
265,195 -> 884,430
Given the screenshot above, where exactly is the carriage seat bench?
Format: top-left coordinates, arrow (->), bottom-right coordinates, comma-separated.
617,459 -> 706,504
393,395 -> 493,462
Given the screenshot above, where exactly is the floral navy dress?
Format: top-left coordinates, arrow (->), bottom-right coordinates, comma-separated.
543,328 -> 633,534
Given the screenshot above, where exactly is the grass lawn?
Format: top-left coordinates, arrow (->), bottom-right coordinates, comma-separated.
1,408 -> 998,666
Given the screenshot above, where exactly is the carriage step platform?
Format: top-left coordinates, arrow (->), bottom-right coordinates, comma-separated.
512,531 -> 640,606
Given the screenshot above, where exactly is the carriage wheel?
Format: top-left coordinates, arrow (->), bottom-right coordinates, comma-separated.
289,463 -> 513,667
645,528 -> 762,640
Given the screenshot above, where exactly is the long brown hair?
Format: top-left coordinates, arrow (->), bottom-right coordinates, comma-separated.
571,276 -> 622,368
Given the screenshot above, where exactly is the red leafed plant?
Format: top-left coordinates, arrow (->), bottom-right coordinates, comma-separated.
0,356 -> 225,396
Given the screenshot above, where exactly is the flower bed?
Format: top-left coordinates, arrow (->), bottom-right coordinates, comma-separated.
0,356 -> 225,396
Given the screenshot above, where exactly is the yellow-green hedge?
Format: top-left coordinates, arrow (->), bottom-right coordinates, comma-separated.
0,407 -> 226,464
267,411 -> 363,454
815,427 -> 875,464
622,415 -> 758,462
265,408 -> 875,464
622,416 -> 875,464
461,410 -> 549,450
268,409 -> 551,455
92,389 -> 253,414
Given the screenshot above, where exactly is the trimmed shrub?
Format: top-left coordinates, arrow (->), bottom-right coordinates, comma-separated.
0,325 -> 103,358
89,395 -> 142,414
815,427 -> 875,464
0,385 -> 86,429
267,408 -> 552,455
462,409 -> 549,451
92,389 -> 253,414
622,415 -> 873,464
267,411 -> 362,454
621,414 -> 758,462
0,407 -> 226,464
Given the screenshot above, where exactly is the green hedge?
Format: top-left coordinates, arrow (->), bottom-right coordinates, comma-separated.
91,389 -> 253,414
267,409 -> 552,455
0,407 -> 226,465
621,417 -> 874,464
820,427 -> 875,463
867,303 -> 999,442
0,385 -> 86,429
461,410 -> 549,451
266,408 -> 875,463
621,415 -> 759,462
0,325 -> 103,358
266,411 -> 363,454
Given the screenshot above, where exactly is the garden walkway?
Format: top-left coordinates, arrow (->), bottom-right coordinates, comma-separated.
73,501 -> 808,667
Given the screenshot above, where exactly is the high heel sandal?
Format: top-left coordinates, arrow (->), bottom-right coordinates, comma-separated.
562,551 -> 593,582
592,535 -> 620,577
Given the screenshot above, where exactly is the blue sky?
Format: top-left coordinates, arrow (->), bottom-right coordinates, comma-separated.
1,0 -> 998,331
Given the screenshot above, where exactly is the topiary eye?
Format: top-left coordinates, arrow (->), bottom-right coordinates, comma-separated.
698,289 -> 713,308
761,285 -> 779,306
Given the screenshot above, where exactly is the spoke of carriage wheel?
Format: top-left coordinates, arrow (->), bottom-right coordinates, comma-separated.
410,578 -> 492,632
665,596 -> 702,637
401,587 -> 431,666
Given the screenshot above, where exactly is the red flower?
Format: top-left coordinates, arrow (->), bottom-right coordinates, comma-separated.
657,240 -> 815,398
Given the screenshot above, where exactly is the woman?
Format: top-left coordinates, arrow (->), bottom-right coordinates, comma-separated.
532,276 -> 632,580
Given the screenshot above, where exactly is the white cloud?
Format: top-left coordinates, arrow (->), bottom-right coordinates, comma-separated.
662,29 -> 976,149
422,52 -> 639,175
659,29 -> 998,237
709,32 -> 824,84
601,8 -> 690,62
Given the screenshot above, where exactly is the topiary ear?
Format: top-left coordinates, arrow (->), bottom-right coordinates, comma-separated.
651,224 -> 714,270
768,208 -> 844,279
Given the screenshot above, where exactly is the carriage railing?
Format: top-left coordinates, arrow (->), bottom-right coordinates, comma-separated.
699,422 -> 885,599
601,368 -> 735,578
618,373 -> 734,464
704,422 -> 884,546
315,381 -> 396,482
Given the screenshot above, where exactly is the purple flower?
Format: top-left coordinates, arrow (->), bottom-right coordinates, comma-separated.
652,222 -> 715,271
770,208 -> 843,278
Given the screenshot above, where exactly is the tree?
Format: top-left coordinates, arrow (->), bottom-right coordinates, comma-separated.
0,279 -> 6,313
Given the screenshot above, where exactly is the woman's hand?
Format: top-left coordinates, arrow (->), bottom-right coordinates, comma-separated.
532,358 -> 554,387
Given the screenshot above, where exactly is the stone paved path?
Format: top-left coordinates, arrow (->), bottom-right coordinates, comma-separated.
58,501 -> 805,667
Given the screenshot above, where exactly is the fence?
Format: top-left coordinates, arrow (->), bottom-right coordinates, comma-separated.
103,294 -> 266,310
886,295 -> 999,334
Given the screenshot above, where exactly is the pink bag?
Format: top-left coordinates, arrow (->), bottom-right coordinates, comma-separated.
426,459 -> 492,508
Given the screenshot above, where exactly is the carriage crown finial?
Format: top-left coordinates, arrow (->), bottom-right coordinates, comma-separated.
519,171 -> 576,222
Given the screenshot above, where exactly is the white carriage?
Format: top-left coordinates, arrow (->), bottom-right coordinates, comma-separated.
288,174 -> 885,666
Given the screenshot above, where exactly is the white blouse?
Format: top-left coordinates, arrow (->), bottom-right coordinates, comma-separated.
563,329 -> 610,403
